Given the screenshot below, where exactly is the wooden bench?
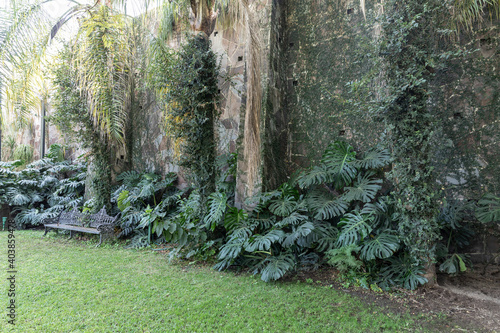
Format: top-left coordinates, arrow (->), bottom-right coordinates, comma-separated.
43,207 -> 119,246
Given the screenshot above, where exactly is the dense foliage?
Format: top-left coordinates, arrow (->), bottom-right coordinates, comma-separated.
50,43 -> 114,211
150,34 -> 221,210
345,0 -> 499,283
2,0 -> 497,292
209,142 -> 427,287
0,144 -> 86,228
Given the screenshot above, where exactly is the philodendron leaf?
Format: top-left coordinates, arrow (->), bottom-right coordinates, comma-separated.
360,232 -> 400,260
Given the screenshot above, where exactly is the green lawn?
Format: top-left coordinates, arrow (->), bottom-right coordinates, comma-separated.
0,231 -> 446,332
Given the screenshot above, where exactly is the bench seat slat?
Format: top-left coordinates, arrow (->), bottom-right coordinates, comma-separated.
44,224 -> 101,234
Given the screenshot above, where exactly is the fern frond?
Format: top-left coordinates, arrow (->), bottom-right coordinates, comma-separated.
326,244 -> 363,273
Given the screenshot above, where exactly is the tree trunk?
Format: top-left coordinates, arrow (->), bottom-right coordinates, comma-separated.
190,0 -> 217,36
424,259 -> 438,287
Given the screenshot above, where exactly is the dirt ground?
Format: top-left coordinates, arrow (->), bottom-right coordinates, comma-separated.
292,264 -> 500,332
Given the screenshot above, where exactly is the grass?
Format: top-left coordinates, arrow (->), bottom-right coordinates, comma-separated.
0,230 -> 444,332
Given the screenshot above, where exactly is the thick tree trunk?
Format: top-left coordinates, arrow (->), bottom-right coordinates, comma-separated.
190,0 -> 217,36
424,259 -> 438,287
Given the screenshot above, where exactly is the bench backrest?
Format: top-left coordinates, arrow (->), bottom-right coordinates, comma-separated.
58,209 -> 83,226
88,207 -> 118,228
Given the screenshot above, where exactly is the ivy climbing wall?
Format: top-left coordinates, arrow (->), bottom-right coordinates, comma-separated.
263,0 -> 499,200
264,0 -> 384,190
128,26 -> 249,186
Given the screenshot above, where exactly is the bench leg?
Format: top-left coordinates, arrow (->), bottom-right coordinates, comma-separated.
43,227 -> 49,237
68,230 -> 73,240
96,234 -> 103,247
